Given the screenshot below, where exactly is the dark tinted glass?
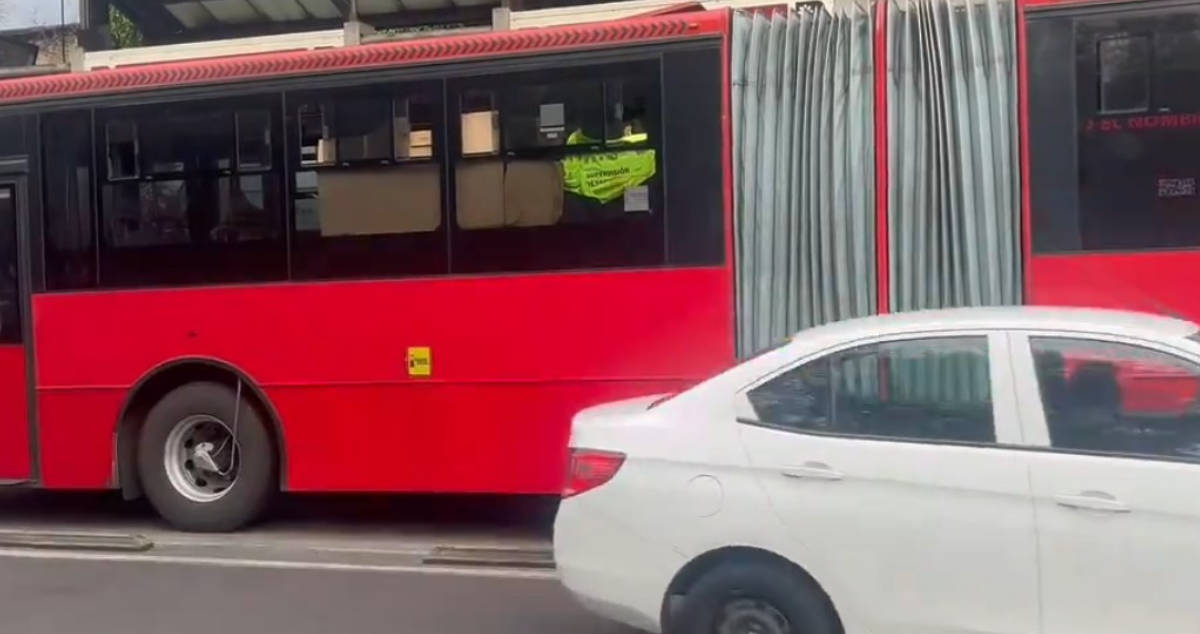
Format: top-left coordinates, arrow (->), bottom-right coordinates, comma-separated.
502,80 -> 602,151
105,119 -> 138,180
336,96 -> 392,162
0,116 -> 29,156
39,48 -> 726,289
289,82 -> 447,280
1032,337 -> 1200,460
747,354 -> 833,429
42,110 -> 97,290
450,60 -> 665,274
663,47 -> 725,266
1155,29 -> 1200,110
1029,16 -> 1082,253
141,106 -> 233,174
96,98 -> 286,288
1031,9 -> 1200,253
0,186 -> 18,343
748,337 -> 994,443
1098,36 -> 1150,113
237,109 -> 273,170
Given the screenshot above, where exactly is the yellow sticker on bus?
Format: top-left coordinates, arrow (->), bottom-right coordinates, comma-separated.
407,347 -> 431,377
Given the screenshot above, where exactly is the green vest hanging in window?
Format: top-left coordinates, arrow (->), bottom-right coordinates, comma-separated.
562,128 -> 656,205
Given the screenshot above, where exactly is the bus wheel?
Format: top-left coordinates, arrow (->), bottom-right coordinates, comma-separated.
137,381 -> 276,532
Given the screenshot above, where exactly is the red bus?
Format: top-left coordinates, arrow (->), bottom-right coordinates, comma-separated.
0,14 -> 733,530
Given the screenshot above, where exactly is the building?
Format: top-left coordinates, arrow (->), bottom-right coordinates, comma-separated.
0,23 -> 81,76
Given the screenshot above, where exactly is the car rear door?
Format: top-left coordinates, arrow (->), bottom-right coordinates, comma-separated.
1010,331 -> 1200,634
737,332 -> 1037,634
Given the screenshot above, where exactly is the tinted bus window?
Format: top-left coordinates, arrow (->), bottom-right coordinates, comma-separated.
449,59 -> 666,274
663,47 -> 725,266
1098,35 -> 1150,113
0,186 -> 18,343
95,96 -> 286,288
287,81 -> 447,280
36,45 -> 726,291
1030,8 -> 1200,254
43,110 -> 97,290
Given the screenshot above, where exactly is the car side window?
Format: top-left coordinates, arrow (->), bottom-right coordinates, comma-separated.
1030,337 -> 1200,460
747,337 -> 995,443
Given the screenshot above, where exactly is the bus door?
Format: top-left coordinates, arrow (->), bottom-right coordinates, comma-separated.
0,177 -> 33,481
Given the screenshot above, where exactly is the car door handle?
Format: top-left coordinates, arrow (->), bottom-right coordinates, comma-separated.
780,462 -> 844,481
1054,491 -> 1130,514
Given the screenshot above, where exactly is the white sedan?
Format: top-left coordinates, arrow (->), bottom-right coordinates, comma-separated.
554,307 -> 1200,634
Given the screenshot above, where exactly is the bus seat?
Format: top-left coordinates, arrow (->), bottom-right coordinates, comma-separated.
317,164 -> 440,236
455,159 -> 505,229
504,160 -> 562,228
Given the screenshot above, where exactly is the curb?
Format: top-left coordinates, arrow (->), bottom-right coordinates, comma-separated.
0,530 -> 153,552
422,546 -> 555,570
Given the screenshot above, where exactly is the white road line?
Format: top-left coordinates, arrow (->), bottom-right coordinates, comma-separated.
0,547 -> 559,580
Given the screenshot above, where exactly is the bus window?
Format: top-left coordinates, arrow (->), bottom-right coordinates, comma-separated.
288,81 -> 447,281
450,59 -> 665,274
43,110 -> 97,290
95,97 -> 286,288
1029,9 -> 1200,254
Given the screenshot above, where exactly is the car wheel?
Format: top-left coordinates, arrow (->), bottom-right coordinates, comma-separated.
675,560 -> 840,634
138,381 -> 276,532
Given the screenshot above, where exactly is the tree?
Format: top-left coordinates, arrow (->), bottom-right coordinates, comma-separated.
109,3 -> 141,49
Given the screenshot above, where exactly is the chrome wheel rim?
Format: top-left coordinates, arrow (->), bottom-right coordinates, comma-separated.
714,598 -> 791,634
163,414 -> 239,503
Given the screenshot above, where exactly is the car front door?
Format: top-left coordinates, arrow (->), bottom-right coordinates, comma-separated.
1010,332 -> 1200,634
737,332 -> 1037,634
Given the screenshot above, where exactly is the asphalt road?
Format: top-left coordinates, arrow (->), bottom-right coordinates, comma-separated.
0,554 -> 636,634
0,490 -> 636,634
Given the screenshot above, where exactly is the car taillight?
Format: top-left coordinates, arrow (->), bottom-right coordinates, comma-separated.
563,448 -> 626,498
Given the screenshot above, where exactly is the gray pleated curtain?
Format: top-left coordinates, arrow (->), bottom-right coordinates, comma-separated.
732,4 -> 877,358
887,0 -> 1020,312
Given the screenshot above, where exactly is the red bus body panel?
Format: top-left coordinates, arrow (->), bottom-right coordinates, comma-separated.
0,346 -> 30,480
34,268 -> 734,490
1029,252 -> 1200,318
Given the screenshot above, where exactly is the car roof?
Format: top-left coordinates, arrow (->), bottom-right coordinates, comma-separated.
794,306 -> 1199,342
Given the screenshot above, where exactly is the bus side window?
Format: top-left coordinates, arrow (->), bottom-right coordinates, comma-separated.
0,187 -> 17,344
450,60 -> 666,275
1031,12 -> 1200,254
288,82 -> 447,281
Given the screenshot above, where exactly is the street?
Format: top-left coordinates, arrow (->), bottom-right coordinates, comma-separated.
0,556 -> 631,634
0,490 -> 635,634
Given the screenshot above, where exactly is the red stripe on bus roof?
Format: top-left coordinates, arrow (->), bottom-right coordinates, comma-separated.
0,12 -> 723,106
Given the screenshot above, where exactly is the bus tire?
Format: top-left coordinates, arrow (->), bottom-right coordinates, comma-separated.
137,381 -> 276,532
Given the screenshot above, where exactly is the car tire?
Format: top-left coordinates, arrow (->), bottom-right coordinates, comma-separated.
674,559 -> 840,634
138,381 -> 276,532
